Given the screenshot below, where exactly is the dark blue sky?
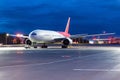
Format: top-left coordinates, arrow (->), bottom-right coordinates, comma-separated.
0,0 -> 120,35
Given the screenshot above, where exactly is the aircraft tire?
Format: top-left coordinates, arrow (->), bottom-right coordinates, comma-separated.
41,45 -> 48,48
62,45 -> 68,48
34,46 -> 37,48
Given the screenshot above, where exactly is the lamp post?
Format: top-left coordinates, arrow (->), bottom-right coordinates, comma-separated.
6,33 -> 9,45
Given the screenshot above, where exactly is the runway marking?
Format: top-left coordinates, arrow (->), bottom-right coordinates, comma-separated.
0,46 -> 119,51
0,53 -> 97,69
0,57 -> 81,68
73,69 -> 120,72
0,50 -> 116,69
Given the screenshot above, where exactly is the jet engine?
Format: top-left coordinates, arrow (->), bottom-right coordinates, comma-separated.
25,39 -> 32,45
62,38 -> 72,48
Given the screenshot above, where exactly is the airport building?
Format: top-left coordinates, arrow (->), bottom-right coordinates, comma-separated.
72,38 -> 89,44
0,33 -> 23,45
89,37 -> 120,44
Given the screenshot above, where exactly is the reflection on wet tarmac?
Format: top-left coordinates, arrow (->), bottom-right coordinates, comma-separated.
0,47 -> 120,80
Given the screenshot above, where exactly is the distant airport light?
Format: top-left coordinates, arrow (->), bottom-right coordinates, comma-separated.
6,33 -> 9,36
103,31 -> 106,34
16,34 -> 23,37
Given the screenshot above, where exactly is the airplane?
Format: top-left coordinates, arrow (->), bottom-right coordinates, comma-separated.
10,17 -> 115,48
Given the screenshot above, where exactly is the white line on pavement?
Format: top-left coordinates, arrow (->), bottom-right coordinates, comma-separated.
73,69 -> 120,72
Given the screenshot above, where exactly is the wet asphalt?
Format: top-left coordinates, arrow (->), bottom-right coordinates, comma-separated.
0,47 -> 120,80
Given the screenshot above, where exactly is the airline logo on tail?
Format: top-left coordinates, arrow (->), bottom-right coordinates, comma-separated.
65,17 -> 70,34
59,17 -> 71,37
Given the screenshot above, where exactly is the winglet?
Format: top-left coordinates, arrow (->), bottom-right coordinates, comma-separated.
65,17 -> 70,33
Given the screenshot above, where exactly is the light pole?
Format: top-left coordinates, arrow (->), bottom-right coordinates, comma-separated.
6,33 -> 9,45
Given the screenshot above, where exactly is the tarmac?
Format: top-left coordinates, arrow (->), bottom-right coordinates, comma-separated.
0,46 -> 120,80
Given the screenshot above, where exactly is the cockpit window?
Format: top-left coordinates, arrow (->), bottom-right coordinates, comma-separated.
31,32 -> 37,35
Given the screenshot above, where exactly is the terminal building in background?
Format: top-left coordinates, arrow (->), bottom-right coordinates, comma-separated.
89,37 -> 120,44
0,33 -> 23,45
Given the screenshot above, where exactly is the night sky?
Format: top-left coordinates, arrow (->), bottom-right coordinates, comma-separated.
0,0 -> 120,35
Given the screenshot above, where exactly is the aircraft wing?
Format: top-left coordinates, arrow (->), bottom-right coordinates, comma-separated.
82,33 -> 115,37
92,39 -> 111,41
70,34 -> 88,38
9,34 -> 29,38
70,33 -> 115,38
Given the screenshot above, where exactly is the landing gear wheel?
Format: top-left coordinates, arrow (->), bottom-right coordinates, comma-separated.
25,45 -> 30,49
41,44 -> 48,48
32,42 -> 37,48
62,45 -> 68,48
34,46 -> 37,48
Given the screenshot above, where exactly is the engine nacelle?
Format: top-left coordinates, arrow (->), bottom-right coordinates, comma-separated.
25,39 -> 32,45
62,38 -> 73,45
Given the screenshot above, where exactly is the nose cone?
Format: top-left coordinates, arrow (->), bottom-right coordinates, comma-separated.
29,30 -> 38,41
31,32 -> 37,36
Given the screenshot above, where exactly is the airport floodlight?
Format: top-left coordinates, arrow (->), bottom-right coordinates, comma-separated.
16,34 -> 23,37
6,33 -> 9,45
6,33 -> 9,36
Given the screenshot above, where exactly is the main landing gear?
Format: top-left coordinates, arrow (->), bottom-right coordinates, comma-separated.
41,43 -> 48,48
33,43 -> 48,48
62,45 -> 68,48
33,42 -> 38,48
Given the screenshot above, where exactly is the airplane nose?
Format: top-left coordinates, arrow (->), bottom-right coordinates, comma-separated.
29,30 -> 43,42
29,31 -> 38,41
31,32 -> 37,36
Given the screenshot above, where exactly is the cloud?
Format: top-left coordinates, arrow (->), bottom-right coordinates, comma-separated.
0,0 -> 120,34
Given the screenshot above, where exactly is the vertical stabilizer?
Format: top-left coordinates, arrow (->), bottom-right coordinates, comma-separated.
65,17 -> 70,33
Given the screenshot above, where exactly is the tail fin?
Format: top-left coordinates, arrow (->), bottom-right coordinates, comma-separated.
65,17 -> 70,33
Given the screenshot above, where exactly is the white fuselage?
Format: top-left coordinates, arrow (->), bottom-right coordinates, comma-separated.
29,29 -> 66,43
